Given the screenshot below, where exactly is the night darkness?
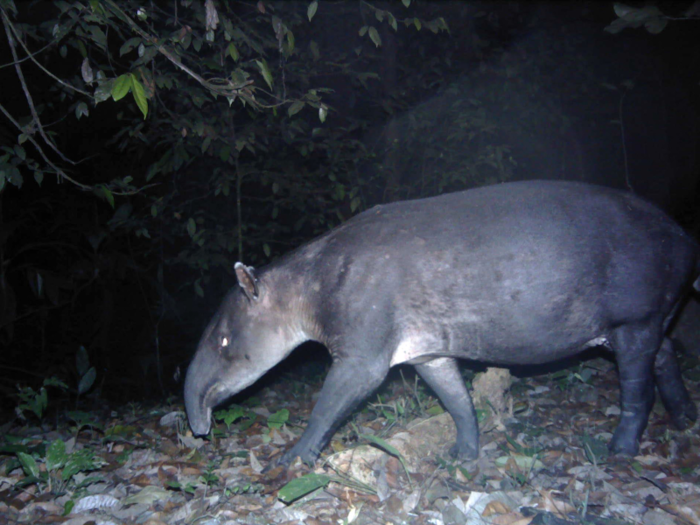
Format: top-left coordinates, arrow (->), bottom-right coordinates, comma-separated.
1,1 -> 700,519
1,1 -> 699,404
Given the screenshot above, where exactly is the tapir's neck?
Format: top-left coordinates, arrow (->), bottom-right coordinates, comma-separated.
261,265 -> 324,354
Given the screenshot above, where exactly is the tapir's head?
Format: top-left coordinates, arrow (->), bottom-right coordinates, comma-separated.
184,262 -> 303,436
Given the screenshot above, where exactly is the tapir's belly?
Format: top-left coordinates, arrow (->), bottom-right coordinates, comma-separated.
387,267 -> 616,367
390,325 -> 609,367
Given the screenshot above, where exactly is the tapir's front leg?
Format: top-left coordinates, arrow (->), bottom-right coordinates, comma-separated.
277,355 -> 390,467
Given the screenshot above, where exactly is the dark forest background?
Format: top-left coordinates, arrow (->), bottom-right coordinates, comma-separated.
1,0 -> 699,417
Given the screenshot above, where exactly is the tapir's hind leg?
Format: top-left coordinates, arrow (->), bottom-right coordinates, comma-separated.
654,337 -> 697,429
415,357 -> 479,460
608,321 -> 660,456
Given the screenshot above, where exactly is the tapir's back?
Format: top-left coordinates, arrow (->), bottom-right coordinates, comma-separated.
305,180 -> 695,285
290,180 -> 698,362
325,180 -> 685,254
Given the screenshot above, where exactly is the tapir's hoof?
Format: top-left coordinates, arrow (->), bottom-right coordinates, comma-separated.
266,447 -> 318,472
449,442 -> 479,460
262,459 -> 283,474
608,438 -> 638,457
671,401 -> 698,430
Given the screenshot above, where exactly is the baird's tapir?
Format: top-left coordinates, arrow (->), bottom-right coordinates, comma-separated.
184,180 -> 699,467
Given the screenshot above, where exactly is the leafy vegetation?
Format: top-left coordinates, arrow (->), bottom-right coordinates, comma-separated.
0,2 -> 698,521
11,437 -> 105,495
4,0 -> 680,408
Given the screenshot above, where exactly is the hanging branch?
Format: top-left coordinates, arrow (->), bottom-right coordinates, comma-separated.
103,0 -> 258,103
2,10 -> 77,167
0,101 -> 90,190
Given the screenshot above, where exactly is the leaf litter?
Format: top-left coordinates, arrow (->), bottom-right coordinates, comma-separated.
0,355 -> 698,525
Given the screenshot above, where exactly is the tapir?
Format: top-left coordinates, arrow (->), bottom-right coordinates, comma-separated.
184,180 -> 699,466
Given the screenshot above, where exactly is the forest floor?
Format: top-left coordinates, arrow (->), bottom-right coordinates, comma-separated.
1,350 -> 699,525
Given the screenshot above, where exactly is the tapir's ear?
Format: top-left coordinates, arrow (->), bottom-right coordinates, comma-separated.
234,262 -> 259,301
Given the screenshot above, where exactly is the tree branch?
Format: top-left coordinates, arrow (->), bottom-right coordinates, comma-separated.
102,0 -> 258,102
2,10 -> 77,166
0,9 -> 91,96
0,101 -> 90,190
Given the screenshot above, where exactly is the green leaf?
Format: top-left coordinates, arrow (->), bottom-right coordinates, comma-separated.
256,59 -> 274,91
319,105 -> 327,123
267,409 -> 289,429
359,433 -> 412,486
360,433 -> 401,457
645,16 -> 667,34
413,18 -> 421,31
95,185 -> 115,208
368,27 -> 381,47
130,74 -> 148,119
34,171 -> 43,186
68,411 -> 102,433
187,218 -> 196,237
75,101 -> 89,119
228,42 -> 239,62
402,0 -> 411,6
214,405 -> 249,428
388,13 -> 397,31
288,100 -> 305,117
219,144 -> 231,162
2,0 -> 18,15
285,30 -> 295,55
46,439 -> 67,472
111,74 -> 132,101
495,454 -> 545,470
307,1 -> 318,22
426,404 -> 444,416
94,78 -> 114,103
62,449 -> 102,481
76,39 -> 87,58
263,243 -> 271,257
76,346 -> 90,377
45,377 -> 69,389
78,367 -> 96,395
87,25 -> 107,49
201,136 -> 212,153
119,37 -> 141,56
278,473 -> 331,503
17,452 -> 40,478
14,144 -> 26,160
6,166 -> 23,188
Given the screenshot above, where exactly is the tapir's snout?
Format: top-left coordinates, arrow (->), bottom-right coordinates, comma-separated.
188,407 -> 212,436
184,347 -> 216,436
186,402 -> 212,436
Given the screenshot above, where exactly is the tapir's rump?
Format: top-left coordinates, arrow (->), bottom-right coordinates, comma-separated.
185,180 -> 699,467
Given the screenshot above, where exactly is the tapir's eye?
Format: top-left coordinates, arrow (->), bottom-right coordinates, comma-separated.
220,336 -> 230,348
